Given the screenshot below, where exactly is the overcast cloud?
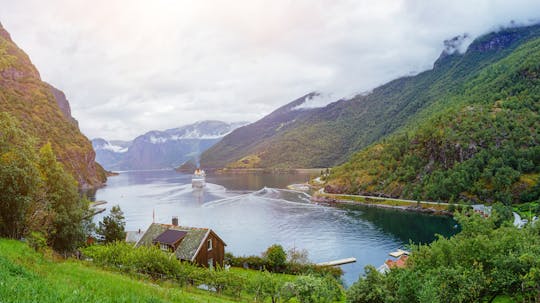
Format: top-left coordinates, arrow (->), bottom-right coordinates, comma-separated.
1,0 -> 539,140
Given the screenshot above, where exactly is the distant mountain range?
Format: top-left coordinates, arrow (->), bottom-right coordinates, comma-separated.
0,22 -> 106,188
93,121 -> 246,170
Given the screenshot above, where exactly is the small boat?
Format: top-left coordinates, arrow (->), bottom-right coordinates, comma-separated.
192,168 -> 206,188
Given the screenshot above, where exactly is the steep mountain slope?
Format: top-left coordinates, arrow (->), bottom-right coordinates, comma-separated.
326,31 -> 540,204
201,24 -> 540,170
93,121 -> 245,170
0,22 -> 106,188
201,93 -> 321,168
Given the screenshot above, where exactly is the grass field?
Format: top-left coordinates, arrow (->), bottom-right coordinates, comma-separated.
0,239 -> 239,303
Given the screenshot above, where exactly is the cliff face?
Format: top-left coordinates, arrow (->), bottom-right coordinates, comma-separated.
0,22 -> 106,189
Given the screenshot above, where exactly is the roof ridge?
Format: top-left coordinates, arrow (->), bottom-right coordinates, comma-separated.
155,222 -> 209,230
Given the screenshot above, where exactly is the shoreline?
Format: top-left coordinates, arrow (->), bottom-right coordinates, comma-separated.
213,168 -> 325,175
304,183 -> 455,216
311,194 -> 454,216
283,179 -> 454,217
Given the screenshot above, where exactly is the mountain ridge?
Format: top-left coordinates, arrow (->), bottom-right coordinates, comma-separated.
201,23 -> 540,171
93,120 -> 246,170
0,22 -> 106,188
324,26 -> 540,204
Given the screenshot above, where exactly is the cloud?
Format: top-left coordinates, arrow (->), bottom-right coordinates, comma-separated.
1,0 -> 539,140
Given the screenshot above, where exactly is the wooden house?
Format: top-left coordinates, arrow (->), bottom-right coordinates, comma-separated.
135,218 -> 226,268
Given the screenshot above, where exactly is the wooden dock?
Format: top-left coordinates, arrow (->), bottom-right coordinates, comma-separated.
89,200 -> 107,207
316,257 -> 356,267
85,200 -> 108,218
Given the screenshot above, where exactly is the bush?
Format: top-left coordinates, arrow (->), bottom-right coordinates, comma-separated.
83,242 -> 344,302
263,244 -> 287,271
248,270 -> 285,303
227,245 -> 343,278
292,274 -> 342,303
26,232 -> 47,253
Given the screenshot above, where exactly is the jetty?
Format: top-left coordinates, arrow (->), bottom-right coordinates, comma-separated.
316,257 -> 356,267
86,200 -> 108,218
389,249 -> 410,258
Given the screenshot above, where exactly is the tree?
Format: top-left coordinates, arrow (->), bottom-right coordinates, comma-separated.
288,247 -> 310,265
263,244 -> 287,272
248,270 -> 284,303
38,143 -> 86,252
0,113 -> 41,239
347,266 -> 389,303
293,274 -> 342,303
97,205 -> 126,243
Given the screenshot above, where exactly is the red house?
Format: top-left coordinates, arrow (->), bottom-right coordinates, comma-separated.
136,217 -> 226,268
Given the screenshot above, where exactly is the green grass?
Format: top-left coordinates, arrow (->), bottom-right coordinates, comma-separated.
0,239 -> 236,303
229,267 -> 297,284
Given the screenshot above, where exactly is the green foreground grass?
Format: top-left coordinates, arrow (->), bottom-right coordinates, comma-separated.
0,239 -> 237,303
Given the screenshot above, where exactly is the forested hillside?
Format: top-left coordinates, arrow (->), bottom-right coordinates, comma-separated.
326,32 -> 540,205
0,22 -> 105,188
202,24 -> 540,171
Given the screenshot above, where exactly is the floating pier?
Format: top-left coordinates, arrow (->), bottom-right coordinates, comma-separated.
316,257 -> 357,267
389,249 -> 410,258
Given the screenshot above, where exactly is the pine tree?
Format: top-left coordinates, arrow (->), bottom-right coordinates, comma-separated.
97,205 -> 126,243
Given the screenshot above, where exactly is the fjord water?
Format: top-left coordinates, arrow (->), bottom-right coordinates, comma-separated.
93,170 -> 457,285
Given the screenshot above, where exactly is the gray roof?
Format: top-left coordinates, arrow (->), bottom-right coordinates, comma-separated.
135,223 -> 214,262
125,231 -> 144,243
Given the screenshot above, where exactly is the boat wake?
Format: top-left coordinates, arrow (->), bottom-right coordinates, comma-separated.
202,186 -> 316,209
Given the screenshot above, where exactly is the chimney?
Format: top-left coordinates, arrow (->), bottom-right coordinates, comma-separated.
172,216 -> 179,226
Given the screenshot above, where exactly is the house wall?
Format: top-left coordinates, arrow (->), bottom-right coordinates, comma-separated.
194,231 -> 225,267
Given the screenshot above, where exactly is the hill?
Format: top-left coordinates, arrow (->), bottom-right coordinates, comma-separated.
326,27 -> 540,204
201,24 -> 540,170
0,22 -> 105,188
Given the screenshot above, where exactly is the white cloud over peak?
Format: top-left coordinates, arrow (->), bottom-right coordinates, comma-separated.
1,0 -> 539,140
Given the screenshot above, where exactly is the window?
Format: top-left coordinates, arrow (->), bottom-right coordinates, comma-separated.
208,258 -> 214,269
160,243 -> 169,251
207,238 -> 213,251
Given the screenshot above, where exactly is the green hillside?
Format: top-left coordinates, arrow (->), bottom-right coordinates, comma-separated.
201,24 -> 540,170
326,33 -> 540,204
0,22 -> 105,188
0,239 -> 236,303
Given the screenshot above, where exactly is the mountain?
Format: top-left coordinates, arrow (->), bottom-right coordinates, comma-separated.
201,93 -> 323,168
324,25 -> 540,204
93,120 -> 246,170
201,24 -> 540,170
91,138 -> 129,170
0,22 -> 106,188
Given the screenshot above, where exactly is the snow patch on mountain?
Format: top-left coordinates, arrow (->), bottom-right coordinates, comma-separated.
92,138 -> 129,153
102,142 -> 129,153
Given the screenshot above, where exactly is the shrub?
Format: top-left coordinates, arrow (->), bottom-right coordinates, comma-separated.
26,232 -> 47,253
263,244 -> 287,272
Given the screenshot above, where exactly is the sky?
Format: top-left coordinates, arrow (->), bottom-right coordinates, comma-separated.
1,0 -> 539,140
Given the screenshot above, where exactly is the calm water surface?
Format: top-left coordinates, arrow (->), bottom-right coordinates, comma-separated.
93,170 -> 457,285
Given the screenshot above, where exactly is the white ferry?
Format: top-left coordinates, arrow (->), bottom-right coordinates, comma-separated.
192,168 -> 206,188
